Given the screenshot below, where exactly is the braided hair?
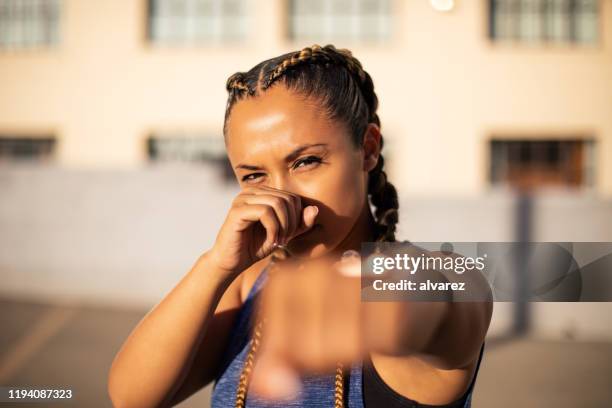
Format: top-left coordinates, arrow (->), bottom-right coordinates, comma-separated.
223,44 -> 399,242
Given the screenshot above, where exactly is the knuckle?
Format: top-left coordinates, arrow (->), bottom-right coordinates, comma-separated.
271,196 -> 284,210
263,206 -> 276,220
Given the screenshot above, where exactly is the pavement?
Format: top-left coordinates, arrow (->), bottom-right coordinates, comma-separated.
0,297 -> 610,408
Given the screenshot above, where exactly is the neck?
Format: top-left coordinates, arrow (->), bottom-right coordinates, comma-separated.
330,197 -> 378,257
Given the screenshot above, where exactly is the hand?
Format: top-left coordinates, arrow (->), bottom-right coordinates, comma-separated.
209,185 -> 319,279
248,252 -> 400,401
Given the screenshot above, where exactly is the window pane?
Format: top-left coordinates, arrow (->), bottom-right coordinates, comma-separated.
146,134 -> 234,182
148,0 -> 247,44
490,139 -> 595,189
0,136 -> 56,162
575,0 -> 598,43
489,0 -> 598,44
288,0 -> 392,42
0,0 -> 60,49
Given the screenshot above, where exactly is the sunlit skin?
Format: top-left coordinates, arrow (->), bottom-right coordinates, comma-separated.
225,86 -> 379,261
222,84 -> 493,404
106,79 -> 491,408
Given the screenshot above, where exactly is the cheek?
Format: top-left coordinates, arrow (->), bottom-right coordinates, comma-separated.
305,159 -> 365,230
328,165 -> 364,216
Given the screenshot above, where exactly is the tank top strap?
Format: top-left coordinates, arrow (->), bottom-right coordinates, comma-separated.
214,262 -> 271,384
461,341 -> 486,407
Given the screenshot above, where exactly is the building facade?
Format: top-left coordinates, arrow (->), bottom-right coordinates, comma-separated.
0,0 -> 610,196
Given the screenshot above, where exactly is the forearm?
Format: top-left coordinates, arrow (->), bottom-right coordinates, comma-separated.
108,251 -> 234,408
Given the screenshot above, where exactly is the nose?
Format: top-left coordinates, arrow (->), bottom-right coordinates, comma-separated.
267,172 -> 315,209
268,172 -> 290,192
268,172 -> 299,195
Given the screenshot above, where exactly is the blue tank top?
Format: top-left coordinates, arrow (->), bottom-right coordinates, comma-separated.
211,263 -> 483,407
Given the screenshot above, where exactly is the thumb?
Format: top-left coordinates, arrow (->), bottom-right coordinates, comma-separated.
249,353 -> 301,401
291,205 -> 318,238
303,205 -> 319,229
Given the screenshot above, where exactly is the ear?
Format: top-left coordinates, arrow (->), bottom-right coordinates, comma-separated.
362,123 -> 381,172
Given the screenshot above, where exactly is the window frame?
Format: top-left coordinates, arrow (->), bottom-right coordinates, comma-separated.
485,0 -> 602,48
0,0 -> 62,51
282,0 -> 400,50
144,0 -> 250,48
484,131 -> 598,191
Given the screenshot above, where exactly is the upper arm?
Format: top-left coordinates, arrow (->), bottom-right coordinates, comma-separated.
420,249 -> 493,369
165,269 -> 244,406
421,297 -> 492,370
368,299 -> 492,405
379,245 -> 493,370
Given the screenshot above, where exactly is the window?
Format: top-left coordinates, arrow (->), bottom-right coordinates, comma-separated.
288,0 -> 392,43
0,136 -> 56,162
147,0 -> 247,45
489,138 -> 595,189
146,134 -> 234,181
0,0 -> 61,50
489,0 -> 599,44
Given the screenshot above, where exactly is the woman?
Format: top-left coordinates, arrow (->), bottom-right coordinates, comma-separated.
108,44 -> 492,408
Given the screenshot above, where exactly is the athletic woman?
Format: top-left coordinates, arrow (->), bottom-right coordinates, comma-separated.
108,44 -> 492,408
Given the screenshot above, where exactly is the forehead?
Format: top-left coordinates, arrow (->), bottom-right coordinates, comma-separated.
225,85 -> 348,161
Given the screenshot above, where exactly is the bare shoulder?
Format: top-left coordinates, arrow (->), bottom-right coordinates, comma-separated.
239,255 -> 273,303
367,242 -> 491,404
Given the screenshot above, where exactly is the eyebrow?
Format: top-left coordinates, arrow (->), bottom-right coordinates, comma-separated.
234,143 -> 328,171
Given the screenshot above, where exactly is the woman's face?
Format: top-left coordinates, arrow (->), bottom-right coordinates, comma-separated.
225,84 -> 378,257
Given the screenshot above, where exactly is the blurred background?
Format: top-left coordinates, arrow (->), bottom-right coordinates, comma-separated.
0,0 -> 611,406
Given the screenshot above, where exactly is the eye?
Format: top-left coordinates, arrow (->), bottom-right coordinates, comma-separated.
292,155 -> 322,170
241,173 -> 265,183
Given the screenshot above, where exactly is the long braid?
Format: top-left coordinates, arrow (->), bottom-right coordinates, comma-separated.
368,150 -> 399,243
228,44 -> 399,407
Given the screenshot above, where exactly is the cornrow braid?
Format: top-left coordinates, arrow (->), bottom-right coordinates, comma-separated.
225,72 -> 251,94
262,45 -> 365,90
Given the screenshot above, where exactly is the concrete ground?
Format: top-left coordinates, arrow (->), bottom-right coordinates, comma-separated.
0,298 -> 610,408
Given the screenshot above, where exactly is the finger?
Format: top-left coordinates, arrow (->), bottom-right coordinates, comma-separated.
295,261 -> 360,370
289,205 -> 319,241
245,187 -> 301,244
234,204 -> 280,255
324,270 -> 363,362
241,194 -> 291,245
271,263 -> 330,373
251,272 -> 303,400
298,264 -> 326,372
249,350 -> 301,401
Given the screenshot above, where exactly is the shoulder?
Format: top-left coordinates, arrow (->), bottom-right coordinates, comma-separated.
365,241 -> 491,404
239,255 -> 273,304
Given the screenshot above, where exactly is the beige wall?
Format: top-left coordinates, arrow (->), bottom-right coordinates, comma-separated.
0,0 -> 611,196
